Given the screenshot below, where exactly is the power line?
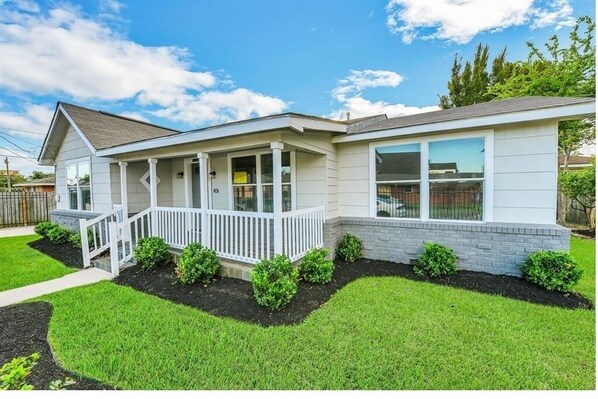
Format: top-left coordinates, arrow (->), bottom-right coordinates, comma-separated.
0,130 -> 41,148
0,147 -> 39,164
0,126 -> 45,135
0,133 -> 39,157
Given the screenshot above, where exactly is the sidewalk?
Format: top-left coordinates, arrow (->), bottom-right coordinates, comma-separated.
0,268 -> 112,307
0,226 -> 36,238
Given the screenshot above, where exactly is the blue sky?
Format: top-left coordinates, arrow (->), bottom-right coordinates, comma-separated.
0,0 -> 594,175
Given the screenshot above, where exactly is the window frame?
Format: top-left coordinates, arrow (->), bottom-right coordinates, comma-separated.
227,149 -> 296,213
65,156 -> 93,212
369,130 -> 494,223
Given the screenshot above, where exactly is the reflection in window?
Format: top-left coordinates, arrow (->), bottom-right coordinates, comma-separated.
429,137 -> 485,221
231,156 -> 257,211
66,160 -> 91,211
261,152 -> 291,212
375,143 -> 420,218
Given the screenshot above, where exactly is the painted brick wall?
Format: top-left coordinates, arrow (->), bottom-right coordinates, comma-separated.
324,217 -> 570,276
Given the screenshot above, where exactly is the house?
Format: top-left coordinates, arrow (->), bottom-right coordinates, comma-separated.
13,176 -> 55,193
558,154 -> 595,170
38,97 -> 595,278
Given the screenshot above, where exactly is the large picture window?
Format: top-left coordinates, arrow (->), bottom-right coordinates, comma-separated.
372,135 -> 487,222
374,143 -> 420,218
230,151 -> 293,213
66,159 -> 91,211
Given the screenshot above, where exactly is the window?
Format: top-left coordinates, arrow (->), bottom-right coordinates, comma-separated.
372,135 -> 488,222
66,159 -> 91,211
429,137 -> 484,221
375,143 -> 420,218
230,151 -> 293,212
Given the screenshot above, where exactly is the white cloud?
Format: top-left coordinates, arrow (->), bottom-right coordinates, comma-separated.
154,88 -> 288,126
332,69 -> 404,102
0,104 -> 54,138
328,69 -> 438,120
118,111 -> 150,123
385,0 -> 576,44
0,1 -> 288,127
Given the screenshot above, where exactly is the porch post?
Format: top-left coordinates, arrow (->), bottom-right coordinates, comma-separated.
197,152 -> 209,247
119,161 -> 128,218
148,158 -> 158,208
271,142 -> 284,255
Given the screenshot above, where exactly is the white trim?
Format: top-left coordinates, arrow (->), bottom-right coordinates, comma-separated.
333,102 -> 595,144
369,129 -> 494,223
96,115 -> 346,157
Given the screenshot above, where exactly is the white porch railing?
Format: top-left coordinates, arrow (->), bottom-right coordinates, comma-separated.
98,205 -> 325,277
282,206 -> 326,261
205,209 -> 274,263
80,205 -> 124,268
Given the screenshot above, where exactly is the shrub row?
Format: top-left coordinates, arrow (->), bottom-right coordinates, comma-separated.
34,221 -> 93,248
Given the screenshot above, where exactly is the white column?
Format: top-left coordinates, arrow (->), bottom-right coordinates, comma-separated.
197,152 -> 209,247
271,142 -> 284,255
119,161 -> 128,218
148,158 -> 158,208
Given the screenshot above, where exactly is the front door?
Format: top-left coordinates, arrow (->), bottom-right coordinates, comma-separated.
191,161 -> 201,208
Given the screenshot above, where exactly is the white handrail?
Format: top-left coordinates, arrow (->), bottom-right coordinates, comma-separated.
80,205 -> 124,267
282,206 -> 325,261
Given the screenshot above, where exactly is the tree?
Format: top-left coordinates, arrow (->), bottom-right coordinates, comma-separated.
0,172 -> 26,190
559,161 -> 596,230
29,170 -> 54,180
490,16 -> 596,167
438,44 -> 512,109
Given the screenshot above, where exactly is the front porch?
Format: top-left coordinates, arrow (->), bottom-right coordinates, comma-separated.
81,140 -> 330,277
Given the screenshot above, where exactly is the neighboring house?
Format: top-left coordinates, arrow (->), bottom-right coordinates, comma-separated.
13,176 -> 55,193
38,97 -> 595,278
559,155 -> 595,170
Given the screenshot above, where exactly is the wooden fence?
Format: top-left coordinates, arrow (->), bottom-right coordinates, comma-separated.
0,192 -> 56,228
557,191 -> 591,226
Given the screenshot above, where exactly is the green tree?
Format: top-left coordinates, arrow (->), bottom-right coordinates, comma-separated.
0,172 -> 26,190
29,170 -> 53,180
490,16 -> 596,167
559,161 -> 596,230
438,44 -> 512,109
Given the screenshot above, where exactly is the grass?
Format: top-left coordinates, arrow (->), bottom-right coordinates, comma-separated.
41,236 -> 595,390
571,236 -> 595,302
0,235 -> 75,292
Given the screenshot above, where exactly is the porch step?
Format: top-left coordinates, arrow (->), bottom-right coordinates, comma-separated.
91,256 -> 136,273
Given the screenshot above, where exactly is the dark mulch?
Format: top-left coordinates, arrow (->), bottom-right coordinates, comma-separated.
28,237 -> 84,268
0,302 -> 112,390
115,258 -> 593,327
572,229 -> 595,239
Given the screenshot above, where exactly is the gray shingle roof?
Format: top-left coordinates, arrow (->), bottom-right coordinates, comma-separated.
60,103 -> 179,150
351,96 -> 595,134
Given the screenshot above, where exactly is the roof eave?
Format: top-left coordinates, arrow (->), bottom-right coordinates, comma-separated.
332,101 -> 596,144
96,115 -> 347,157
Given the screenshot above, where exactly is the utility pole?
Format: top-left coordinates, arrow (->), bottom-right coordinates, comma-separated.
4,157 -> 11,192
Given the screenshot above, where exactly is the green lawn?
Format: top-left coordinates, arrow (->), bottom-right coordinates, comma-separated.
0,235 -> 75,292
40,237 -> 595,390
571,236 -> 596,302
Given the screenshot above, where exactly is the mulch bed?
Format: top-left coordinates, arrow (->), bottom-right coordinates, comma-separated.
28,237 -> 84,268
115,258 -> 593,327
0,302 -> 112,390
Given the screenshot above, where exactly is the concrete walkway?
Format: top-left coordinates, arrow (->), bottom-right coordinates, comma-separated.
0,226 -> 36,238
0,268 -> 112,308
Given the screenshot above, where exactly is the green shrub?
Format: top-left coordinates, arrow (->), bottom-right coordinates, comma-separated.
252,254 -> 299,309
34,221 -> 55,238
522,250 -> 582,292
414,242 -> 458,277
300,247 -> 334,284
0,353 -> 39,390
175,243 -> 219,284
134,236 -> 171,270
68,228 -> 94,249
46,225 -> 71,245
334,234 -> 363,262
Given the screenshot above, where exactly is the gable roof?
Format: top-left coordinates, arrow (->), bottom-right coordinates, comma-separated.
13,176 -> 55,187
59,103 -> 179,150
351,97 -> 595,134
